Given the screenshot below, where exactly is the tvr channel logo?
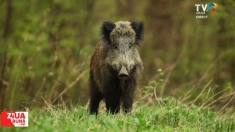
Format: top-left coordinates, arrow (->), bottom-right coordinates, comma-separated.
195,3 -> 218,19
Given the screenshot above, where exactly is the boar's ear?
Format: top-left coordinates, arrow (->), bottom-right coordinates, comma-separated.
131,21 -> 144,45
101,21 -> 116,43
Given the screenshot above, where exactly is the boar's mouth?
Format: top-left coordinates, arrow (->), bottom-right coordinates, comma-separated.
117,66 -> 129,80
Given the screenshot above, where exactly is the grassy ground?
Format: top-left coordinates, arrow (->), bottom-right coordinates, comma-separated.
1,98 -> 235,132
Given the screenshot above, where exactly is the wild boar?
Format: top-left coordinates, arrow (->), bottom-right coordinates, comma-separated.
89,21 -> 144,115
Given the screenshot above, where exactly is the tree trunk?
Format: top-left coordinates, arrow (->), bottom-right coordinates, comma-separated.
0,0 -> 13,110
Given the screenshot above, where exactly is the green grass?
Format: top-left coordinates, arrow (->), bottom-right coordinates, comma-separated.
1,99 -> 235,132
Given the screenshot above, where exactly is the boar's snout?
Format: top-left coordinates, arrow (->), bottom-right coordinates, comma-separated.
118,66 -> 129,80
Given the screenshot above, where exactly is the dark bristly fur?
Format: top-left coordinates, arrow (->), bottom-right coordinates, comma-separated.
89,21 -> 144,115
101,21 -> 116,43
130,21 -> 144,45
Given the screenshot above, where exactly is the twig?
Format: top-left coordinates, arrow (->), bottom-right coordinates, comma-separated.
205,91 -> 235,108
153,83 -> 162,107
48,75 -> 61,102
41,96 -> 51,108
170,79 -> 197,95
190,79 -> 212,105
159,57 -> 181,97
35,77 -> 47,98
52,71 -> 86,104
219,94 -> 235,114
197,49 -> 233,86
159,42 -> 186,97
200,88 -> 228,108
205,87 -> 212,102
179,85 -> 196,102
134,93 -> 152,104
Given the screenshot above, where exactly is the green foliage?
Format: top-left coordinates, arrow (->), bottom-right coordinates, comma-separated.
0,0 -> 235,110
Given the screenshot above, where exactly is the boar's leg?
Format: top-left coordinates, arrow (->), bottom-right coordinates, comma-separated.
89,77 -> 103,115
122,79 -> 137,114
103,80 -> 121,114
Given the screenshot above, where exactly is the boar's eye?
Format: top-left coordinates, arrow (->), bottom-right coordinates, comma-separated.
129,43 -> 133,49
114,45 -> 118,49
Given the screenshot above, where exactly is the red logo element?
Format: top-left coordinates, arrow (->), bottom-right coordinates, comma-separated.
1,112 -> 28,127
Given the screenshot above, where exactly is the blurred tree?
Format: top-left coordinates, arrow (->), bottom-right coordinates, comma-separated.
115,0 -> 136,19
213,0 -> 235,106
0,0 -> 13,110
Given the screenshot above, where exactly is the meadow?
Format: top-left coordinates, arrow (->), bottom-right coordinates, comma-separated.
1,99 -> 235,132
1,82 -> 235,132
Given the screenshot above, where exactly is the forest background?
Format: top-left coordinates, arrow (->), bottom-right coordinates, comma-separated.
0,0 -> 234,110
